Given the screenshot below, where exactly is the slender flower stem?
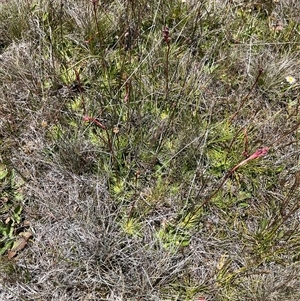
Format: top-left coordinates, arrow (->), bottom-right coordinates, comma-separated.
83,115 -> 119,177
230,68 -> 263,123
163,26 -> 171,104
74,68 -> 86,115
91,0 -> 102,52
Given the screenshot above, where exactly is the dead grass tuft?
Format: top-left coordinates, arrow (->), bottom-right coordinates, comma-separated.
1,0 -> 300,300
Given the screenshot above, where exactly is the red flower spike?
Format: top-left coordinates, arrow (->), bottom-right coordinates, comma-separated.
163,26 -> 171,45
83,116 -> 106,130
230,147 -> 269,174
83,116 -> 91,122
247,147 -> 269,160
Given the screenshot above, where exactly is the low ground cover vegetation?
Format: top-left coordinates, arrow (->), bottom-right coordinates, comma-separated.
0,0 -> 300,300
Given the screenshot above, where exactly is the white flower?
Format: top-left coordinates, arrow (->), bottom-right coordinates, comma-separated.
285,76 -> 296,84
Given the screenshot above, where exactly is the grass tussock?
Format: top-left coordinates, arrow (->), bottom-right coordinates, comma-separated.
1,0 -> 300,300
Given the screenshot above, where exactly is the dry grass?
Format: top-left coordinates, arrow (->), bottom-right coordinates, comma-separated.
1,0 -> 300,300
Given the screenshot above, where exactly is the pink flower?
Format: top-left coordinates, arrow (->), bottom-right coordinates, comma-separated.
230,147 -> 269,173
83,116 -> 106,129
83,116 -> 91,122
248,147 -> 269,160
